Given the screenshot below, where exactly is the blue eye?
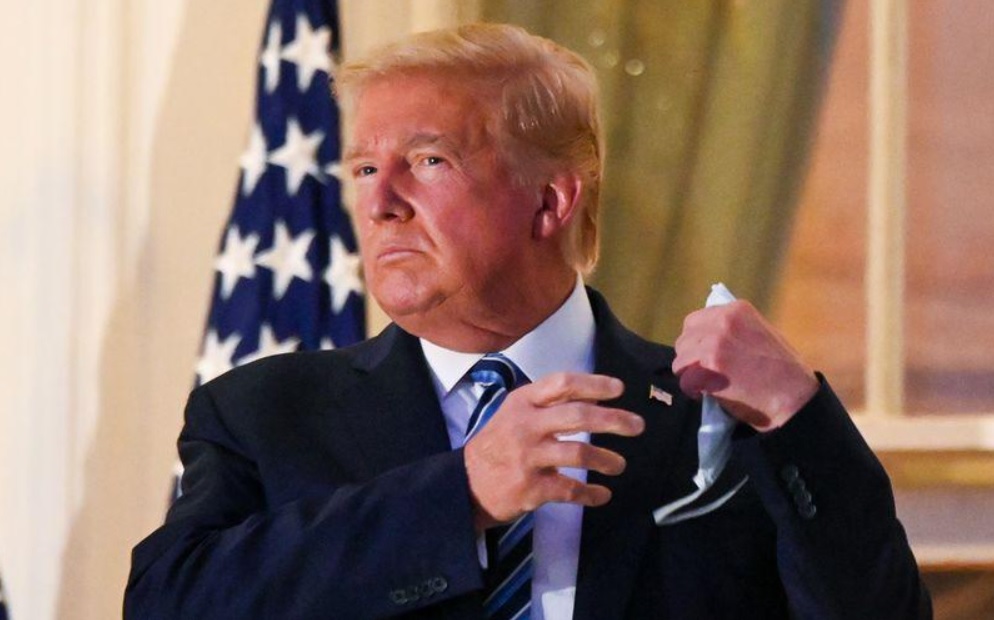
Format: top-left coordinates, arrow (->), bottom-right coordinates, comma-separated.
355,165 -> 377,177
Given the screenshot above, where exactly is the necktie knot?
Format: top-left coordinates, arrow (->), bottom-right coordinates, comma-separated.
464,354 -> 528,442
469,353 -> 528,391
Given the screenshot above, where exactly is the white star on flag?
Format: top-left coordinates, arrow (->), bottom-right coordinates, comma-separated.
239,123 -> 269,196
325,235 -> 363,312
320,337 -> 337,350
239,324 -> 300,365
214,226 -> 260,298
268,117 -> 325,195
260,20 -> 283,94
256,220 -> 315,298
280,13 -> 331,91
196,329 -> 242,384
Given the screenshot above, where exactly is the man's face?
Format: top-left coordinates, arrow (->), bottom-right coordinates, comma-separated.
345,74 -> 547,344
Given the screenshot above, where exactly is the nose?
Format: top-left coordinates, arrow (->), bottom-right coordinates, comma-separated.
364,171 -> 414,223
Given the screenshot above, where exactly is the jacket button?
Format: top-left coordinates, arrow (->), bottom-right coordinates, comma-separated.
799,502 -> 818,520
431,577 -> 448,593
390,577 -> 446,606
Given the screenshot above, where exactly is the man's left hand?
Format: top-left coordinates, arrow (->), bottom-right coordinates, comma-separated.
672,300 -> 819,432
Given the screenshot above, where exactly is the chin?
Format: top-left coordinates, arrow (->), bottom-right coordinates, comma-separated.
370,279 -> 442,323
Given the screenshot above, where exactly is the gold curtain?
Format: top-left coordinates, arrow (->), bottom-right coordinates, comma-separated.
482,0 -> 843,343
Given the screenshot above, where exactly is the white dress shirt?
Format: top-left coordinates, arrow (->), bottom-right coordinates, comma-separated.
420,279 -> 596,620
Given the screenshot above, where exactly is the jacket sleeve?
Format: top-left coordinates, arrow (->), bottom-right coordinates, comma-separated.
124,383 -> 484,620
735,376 -> 932,620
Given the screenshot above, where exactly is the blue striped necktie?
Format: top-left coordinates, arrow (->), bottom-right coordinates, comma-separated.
464,354 -> 533,620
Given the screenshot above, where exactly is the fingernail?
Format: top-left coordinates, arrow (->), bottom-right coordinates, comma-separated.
632,416 -> 645,434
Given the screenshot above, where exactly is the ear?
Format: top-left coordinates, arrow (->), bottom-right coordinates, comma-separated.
532,172 -> 583,240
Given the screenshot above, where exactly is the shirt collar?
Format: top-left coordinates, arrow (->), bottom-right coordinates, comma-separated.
420,277 -> 596,396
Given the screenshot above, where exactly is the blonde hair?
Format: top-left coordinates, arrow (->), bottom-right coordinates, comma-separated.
335,23 -> 603,274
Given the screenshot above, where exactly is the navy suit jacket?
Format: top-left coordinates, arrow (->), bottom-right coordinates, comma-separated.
126,290 -> 930,618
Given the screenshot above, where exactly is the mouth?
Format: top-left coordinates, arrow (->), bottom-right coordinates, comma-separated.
376,246 -> 421,263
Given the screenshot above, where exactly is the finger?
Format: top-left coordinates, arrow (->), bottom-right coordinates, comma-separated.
534,403 -> 644,437
527,372 -> 624,407
676,362 -> 729,399
532,440 -> 627,476
534,474 -> 613,508
679,306 -> 712,332
672,331 -> 709,376
671,349 -> 694,376
673,306 -> 735,374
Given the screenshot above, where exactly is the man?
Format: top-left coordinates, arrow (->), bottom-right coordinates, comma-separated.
126,23 -> 930,619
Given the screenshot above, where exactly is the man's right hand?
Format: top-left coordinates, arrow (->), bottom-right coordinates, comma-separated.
462,372 -> 644,531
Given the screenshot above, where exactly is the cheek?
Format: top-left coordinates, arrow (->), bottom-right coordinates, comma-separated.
355,225 -> 376,262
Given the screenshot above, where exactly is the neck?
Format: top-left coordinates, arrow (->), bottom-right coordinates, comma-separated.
401,272 -> 577,353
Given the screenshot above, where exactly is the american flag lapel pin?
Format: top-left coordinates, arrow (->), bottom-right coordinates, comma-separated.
649,384 -> 673,406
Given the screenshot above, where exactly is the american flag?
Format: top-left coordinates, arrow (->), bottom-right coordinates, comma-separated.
195,0 -> 364,388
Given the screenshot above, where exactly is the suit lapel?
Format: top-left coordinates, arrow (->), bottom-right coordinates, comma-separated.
336,324 -> 453,479
573,291 -> 701,620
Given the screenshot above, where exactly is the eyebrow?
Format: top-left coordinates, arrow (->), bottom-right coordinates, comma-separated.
343,132 -> 461,165
404,132 -> 459,153
341,145 -> 369,166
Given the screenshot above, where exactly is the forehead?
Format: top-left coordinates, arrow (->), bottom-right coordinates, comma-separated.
346,73 -> 498,155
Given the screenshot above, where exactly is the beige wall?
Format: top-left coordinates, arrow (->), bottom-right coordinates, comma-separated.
0,2 -> 265,618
